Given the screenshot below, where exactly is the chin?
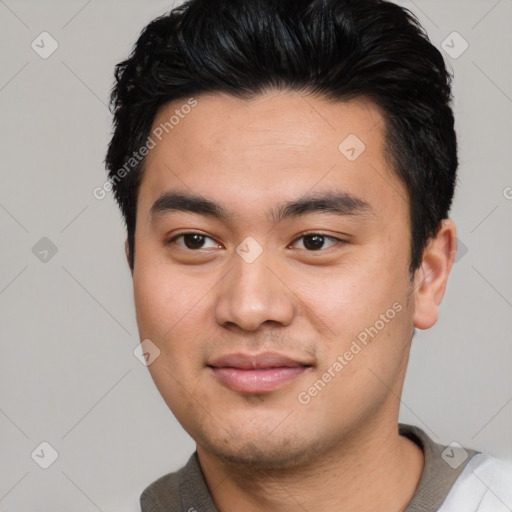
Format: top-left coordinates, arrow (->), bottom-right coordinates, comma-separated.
195,424 -> 334,471
204,440 -> 313,469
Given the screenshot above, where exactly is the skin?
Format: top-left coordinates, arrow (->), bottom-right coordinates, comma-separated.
130,90 -> 457,511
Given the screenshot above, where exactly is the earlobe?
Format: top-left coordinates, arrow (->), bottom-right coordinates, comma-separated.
412,219 -> 457,330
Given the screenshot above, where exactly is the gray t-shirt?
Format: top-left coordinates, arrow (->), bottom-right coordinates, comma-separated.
140,423 -> 479,511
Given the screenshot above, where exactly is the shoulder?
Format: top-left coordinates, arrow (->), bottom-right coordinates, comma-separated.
140,468 -> 182,511
140,451 -> 219,512
439,453 -> 512,512
140,453 -> 198,512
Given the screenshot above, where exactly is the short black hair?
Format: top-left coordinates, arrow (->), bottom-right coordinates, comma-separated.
105,0 -> 457,273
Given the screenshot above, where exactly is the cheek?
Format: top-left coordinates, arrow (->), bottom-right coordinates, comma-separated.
132,255 -> 218,380
289,255 -> 405,331
133,264 -> 208,404
133,255 -> 206,338
133,268 -> 171,339
290,255 -> 412,387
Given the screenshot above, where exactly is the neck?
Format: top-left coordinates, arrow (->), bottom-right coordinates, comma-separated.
197,420 -> 424,512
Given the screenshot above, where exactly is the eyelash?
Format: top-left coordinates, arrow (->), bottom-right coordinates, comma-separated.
165,232 -> 346,251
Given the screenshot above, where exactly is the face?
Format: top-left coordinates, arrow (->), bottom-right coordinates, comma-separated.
132,91 -> 422,468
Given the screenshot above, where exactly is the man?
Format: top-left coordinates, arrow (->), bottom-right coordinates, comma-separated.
105,0 -> 512,510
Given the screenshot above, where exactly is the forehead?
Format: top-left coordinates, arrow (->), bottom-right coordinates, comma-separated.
137,91 -> 408,222
147,90 -> 384,164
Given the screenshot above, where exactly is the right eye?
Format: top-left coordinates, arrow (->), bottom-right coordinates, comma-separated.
165,232 -> 222,251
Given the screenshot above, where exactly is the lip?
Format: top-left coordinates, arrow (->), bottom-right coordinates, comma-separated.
208,352 -> 312,393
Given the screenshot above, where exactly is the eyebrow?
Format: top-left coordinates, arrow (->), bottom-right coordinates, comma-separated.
150,190 -> 373,225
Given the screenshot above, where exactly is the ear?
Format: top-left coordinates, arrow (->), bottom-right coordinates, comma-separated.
412,219 -> 457,330
125,239 -> 133,276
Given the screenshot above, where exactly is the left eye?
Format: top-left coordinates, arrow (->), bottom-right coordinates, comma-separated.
167,233 -> 220,250
290,234 -> 342,251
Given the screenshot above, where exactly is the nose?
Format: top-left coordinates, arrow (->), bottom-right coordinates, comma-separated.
214,246 -> 295,332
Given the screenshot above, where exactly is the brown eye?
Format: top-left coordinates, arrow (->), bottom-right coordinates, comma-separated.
183,233 -> 206,249
166,233 -> 220,250
303,234 -> 325,250
292,233 -> 342,251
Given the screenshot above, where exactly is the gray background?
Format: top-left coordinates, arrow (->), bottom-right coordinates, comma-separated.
0,0 -> 511,510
